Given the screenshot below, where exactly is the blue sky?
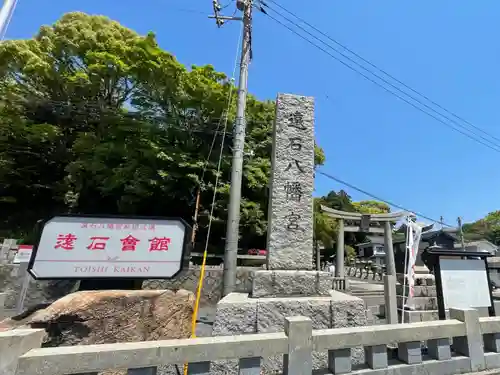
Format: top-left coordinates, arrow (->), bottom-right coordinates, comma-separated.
6,0 -> 500,225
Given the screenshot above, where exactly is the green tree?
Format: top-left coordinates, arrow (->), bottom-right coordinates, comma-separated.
0,12 -> 326,252
352,200 -> 391,214
322,190 -> 355,212
463,211 -> 500,245
314,198 -> 337,248
345,245 -> 356,265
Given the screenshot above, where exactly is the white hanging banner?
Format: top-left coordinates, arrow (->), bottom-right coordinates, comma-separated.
405,221 -> 422,308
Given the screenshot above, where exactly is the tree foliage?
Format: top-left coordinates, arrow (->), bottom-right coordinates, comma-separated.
0,12 -> 327,251
0,12 -> 394,254
352,200 -> 390,214
463,210 -> 500,245
313,198 -> 337,248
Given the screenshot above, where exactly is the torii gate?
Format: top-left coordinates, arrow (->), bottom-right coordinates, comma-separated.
320,206 -> 409,278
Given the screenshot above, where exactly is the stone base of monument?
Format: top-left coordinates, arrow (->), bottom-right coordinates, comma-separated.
399,308 -> 443,322
211,282 -> 367,374
251,270 -> 337,297
395,274 -> 439,323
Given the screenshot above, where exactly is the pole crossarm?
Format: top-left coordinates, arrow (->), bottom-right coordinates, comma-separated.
320,205 -> 409,222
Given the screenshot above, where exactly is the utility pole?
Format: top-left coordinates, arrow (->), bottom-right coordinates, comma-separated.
221,0 -> 253,296
457,216 -> 466,251
192,0 -> 243,247
0,0 -> 16,38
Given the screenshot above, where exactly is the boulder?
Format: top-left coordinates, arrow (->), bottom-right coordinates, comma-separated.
1,289 -> 194,346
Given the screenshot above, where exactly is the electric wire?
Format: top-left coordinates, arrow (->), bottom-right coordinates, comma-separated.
260,2 -> 500,149
264,0 -> 500,145
198,25 -> 243,187
7,98 -> 249,136
259,4 -> 500,153
317,169 -> 454,227
167,6 -> 208,16
184,21 -> 242,375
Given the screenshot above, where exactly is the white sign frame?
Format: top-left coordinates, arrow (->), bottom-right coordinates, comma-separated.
440,258 -> 492,310
13,245 -> 33,264
28,215 -> 191,280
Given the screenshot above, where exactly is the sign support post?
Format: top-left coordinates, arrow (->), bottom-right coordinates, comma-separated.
422,248 -> 495,319
13,245 -> 34,314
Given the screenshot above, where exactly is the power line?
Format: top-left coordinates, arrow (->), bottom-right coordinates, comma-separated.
199,25 -> 243,187
199,2 -> 242,182
258,3 -> 500,153
261,3 -> 500,151
5,97 -> 259,137
188,19 -> 236,344
264,0 -> 500,145
167,6 -> 208,16
317,169 -> 454,227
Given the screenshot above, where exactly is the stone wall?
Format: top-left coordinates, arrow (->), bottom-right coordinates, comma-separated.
0,264 -> 256,311
143,267 -> 255,306
0,264 -> 78,310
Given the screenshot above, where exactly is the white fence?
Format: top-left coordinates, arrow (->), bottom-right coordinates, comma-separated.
2,307 -> 500,375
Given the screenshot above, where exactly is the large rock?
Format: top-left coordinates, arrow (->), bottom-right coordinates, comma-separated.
1,289 -> 194,345
1,289 -> 194,375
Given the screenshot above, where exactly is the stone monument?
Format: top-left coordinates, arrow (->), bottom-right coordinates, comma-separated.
211,93 -> 367,374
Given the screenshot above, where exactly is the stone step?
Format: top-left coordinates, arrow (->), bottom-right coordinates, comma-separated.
396,296 -> 437,311
398,309 -> 442,323
351,291 -> 384,297
395,284 -> 437,297
396,273 -> 435,286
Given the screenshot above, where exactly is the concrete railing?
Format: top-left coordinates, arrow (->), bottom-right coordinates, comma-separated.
5,307 -> 500,375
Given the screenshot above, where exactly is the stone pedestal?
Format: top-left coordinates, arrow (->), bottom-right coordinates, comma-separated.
210,270 -> 367,373
396,273 -> 440,323
212,289 -> 367,374
251,270 -> 334,297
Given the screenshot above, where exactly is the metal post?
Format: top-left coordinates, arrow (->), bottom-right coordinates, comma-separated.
223,0 -> 252,296
0,0 -> 16,38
